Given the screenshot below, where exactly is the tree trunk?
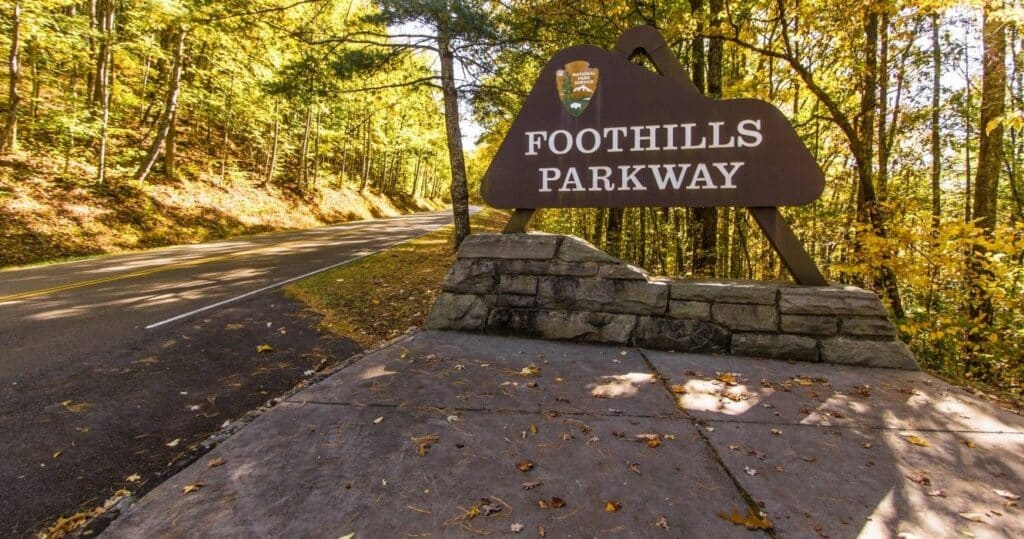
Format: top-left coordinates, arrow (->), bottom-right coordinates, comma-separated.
930,12 -> 942,229
165,109 -> 177,179
92,0 -> 114,108
437,31 -> 472,248
606,208 -> 624,258
688,0 -> 720,277
135,28 -> 186,182
299,104 -> 311,191
266,102 -> 280,183
877,11 -> 890,200
964,16 -> 974,223
96,0 -> 115,184
0,0 -> 21,154
969,3 -> 1007,352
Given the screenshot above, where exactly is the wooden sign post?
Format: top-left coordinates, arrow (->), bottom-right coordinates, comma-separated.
481,26 -> 827,286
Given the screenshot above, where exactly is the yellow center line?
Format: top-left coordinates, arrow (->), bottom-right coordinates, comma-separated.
0,236 -> 348,303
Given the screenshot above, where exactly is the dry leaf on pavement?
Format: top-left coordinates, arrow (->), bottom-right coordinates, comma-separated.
958,512 -> 985,523
901,434 -> 930,447
993,489 -> 1020,501
670,384 -> 687,394
719,508 -> 773,530
516,459 -> 534,472
522,481 -> 542,490
604,500 -> 621,512
181,482 -> 205,495
550,497 -> 566,509
165,438 -> 180,448
655,515 -> 670,530
256,344 -> 274,353
125,473 -> 141,482
905,471 -> 930,485
207,458 -> 226,468
518,364 -> 540,377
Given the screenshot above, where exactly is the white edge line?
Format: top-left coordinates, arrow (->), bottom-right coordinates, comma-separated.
144,232 -> 437,330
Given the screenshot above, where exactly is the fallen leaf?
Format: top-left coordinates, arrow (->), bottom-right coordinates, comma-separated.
958,512 -> 985,523
518,364 -> 541,377
537,499 -> 548,509
905,471 -> 931,485
538,525 -> 546,537
522,481 -> 542,490
961,440 -> 977,448
605,500 -> 622,512
655,515 -> 670,530
993,489 -> 1020,501
510,523 -> 523,533
478,498 -> 501,516
670,384 -> 688,394
794,376 -> 814,386
550,497 -> 566,509
529,424 -> 538,435
855,385 -> 872,397
716,372 -> 738,386
516,460 -> 534,472
373,416 -> 384,424
52,450 -> 62,459
626,461 -> 641,475
126,473 -> 141,482
61,400 -> 93,413
902,434 -> 930,447
647,438 -> 661,448
770,429 -> 782,436
256,344 -> 274,353
339,534 -> 354,539
927,489 -> 947,497
182,482 -> 205,495
207,458 -> 226,468
165,438 -> 181,448
744,466 -> 758,476
719,508 -> 773,530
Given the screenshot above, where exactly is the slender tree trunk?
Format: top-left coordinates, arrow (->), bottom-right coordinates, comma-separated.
930,12 -> 942,229
0,0 -> 21,154
266,102 -> 280,183
165,109 -> 176,179
410,155 -> 421,196
437,31 -> 471,248
877,12 -> 890,200
96,0 -> 115,184
606,208 -> 624,258
135,28 -> 185,182
298,104 -> 311,191
969,3 -> 1007,353
29,34 -> 38,121
965,17 -> 974,223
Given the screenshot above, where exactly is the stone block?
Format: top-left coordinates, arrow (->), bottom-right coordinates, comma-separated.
556,235 -> 619,263
596,263 -> 649,280
457,233 -> 560,260
841,316 -> 898,338
779,286 -> 887,316
820,337 -> 918,370
536,277 -> 579,310
780,314 -> 838,336
485,308 -> 540,336
498,274 -> 538,296
667,300 -> 711,321
712,303 -> 778,332
573,279 -> 669,315
535,310 -> 636,344
442,259 -> 496,293
634,317 -> 730,353
670,280 -> 779,305
731,333 -> 819,362
423,293 -> 489,331
501,259 -> 599,277
487,294 -> 536,308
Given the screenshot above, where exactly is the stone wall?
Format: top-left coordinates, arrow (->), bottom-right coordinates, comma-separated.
425,234 -> 918,370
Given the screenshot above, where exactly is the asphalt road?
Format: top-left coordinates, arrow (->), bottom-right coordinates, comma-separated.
0,209 -> 457,537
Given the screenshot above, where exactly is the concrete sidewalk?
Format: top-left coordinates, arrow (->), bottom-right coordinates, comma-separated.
101,331 -> 1023,538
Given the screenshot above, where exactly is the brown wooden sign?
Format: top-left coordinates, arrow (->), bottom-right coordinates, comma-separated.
486,26 -> 828,286
481,37 -> 824,209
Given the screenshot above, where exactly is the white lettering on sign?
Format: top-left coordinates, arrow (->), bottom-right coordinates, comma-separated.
526,120 -> 761,194
536,163 -> 745,193
528,120 -> 761,194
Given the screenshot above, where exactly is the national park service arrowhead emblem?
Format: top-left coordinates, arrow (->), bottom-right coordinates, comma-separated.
556,61 -> 598,117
